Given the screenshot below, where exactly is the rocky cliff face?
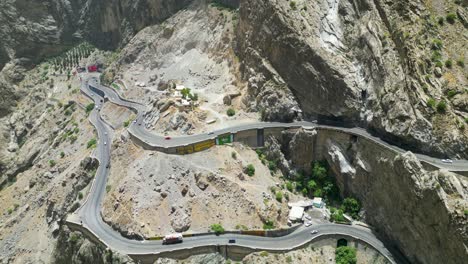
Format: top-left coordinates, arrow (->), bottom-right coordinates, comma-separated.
237,0 -> 468,158
0,0 -> 193,70
274,128 -> 468,263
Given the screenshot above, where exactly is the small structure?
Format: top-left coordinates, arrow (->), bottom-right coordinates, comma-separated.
313,197 -> 324,208
289,206 -> 305,222
175,84 -> 185,91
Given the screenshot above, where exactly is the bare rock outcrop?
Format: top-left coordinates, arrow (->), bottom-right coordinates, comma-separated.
236,0 -> 468,158
323,138 -> 468,264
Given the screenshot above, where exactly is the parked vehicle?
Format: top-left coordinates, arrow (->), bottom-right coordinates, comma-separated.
311,230 -> 318,235
165,136 -> 172,140
162,233 -> 183,245
88,65 -> 98,72
441,159 -> 453,164
305,221 -> 312,227
228,239 -> 236,243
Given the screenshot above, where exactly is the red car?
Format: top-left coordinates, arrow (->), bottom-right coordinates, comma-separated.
164,136 -> 171,140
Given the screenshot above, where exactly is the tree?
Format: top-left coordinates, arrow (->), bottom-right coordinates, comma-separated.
343,198 -> 361,219
245,164 -> 255,176
307,180 -> 317,192
210,224 -> 225,235
312,161 -> 327,181
335,246 -> 357,264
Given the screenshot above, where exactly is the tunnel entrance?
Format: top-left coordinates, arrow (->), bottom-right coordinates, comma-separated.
337,238 -> 348,247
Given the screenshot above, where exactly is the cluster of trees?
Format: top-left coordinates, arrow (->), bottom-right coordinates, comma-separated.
48,42 -> 95,73
286,161 -> 340,201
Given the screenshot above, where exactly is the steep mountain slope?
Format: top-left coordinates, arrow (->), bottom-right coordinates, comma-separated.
237,0 -> 468,158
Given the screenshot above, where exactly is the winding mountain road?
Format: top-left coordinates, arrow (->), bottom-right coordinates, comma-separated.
68,74 -> 468,263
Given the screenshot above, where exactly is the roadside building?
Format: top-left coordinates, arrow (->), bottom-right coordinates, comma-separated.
289,206 -> 305,222
313,197 -> 324,208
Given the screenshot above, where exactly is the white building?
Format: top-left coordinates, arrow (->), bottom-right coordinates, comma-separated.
175,84 -> 185,91
288,206 -> 305,222
313,197 -> 324,208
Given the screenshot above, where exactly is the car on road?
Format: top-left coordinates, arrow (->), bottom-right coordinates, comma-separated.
228,239 -> 236,243
106,163 -> 110,169
104,142 -> 107,145
304,221 -> 312,227
165,136 -> 171,140
208,132 -> 214,135
311,230 -> 318,235
441,159 -> 453,163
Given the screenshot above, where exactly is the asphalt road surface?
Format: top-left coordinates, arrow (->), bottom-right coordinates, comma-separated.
70,74 -> 467,263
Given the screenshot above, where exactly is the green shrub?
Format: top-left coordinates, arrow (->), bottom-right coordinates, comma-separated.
447,89 -> 457,98
276,191 -> 283,202
437,17 -> 444,25
427,98 -> 436,108
435,61 -> 443,68
436,101 -> 447,113
445,59 -> 453,68
210,224 -> 225,234
465,117 -> 468,124
263,220 -> 275,230
286,181 -> 294,192
106,185 -> 111,193
7,208 -> 13,215
431,39 -> 443,50
290,1 -> 297,10
123,120 -> 130,128
60,151 -> 65,158
78,192 -> 84,200
87,138 -> 97,149
457,59 -> 465,68
431,51 -> 442,62
336,246 -> 357,264
227,108 -> 236,117
231,151 -> 237,159
245,164 -> 255,176
259,251 -> 269,257
446,13 -> 457,24
268,160 -> 278,172
49,160 -> 56,167
284,192 -> 290,201
286,256 -> 293,263
85,103 -> 95,114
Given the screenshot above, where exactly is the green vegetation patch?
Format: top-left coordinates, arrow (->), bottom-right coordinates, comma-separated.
245,164 -> 255,176
210,224 -> 225,234
336,246 -> 357,264
87,138 -> 97,149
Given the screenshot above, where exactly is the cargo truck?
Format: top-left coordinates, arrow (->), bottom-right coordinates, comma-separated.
162,233 -> 183,245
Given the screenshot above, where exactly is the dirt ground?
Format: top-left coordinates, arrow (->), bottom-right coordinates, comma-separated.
102,138 -> 305,237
